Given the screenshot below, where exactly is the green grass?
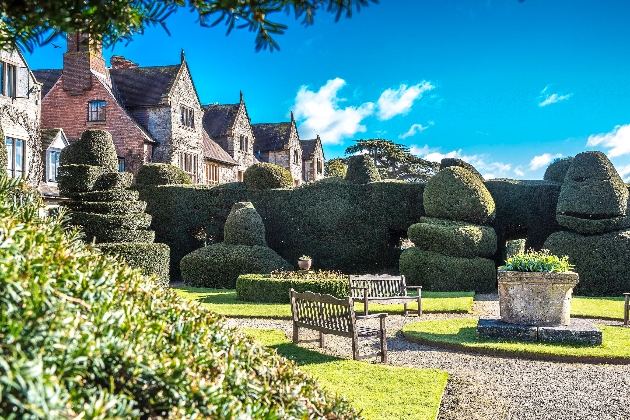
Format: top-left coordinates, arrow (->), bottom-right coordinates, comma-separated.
173,287 -> 474,318
244,328 -> 448,420
403,319 -> 630,361
571,296 -> 625,320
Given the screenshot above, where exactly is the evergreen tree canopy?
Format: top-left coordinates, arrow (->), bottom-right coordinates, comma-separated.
0,0 -> 377,52
345,139 -> 439,182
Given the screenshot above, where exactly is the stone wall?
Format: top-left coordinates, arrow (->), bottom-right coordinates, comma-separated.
226,104 -> 255,175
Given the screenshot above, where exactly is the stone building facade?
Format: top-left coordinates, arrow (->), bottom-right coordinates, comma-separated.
251,112 -> 303,185
300,135 -> 325,183
0,48 -> 42,187
202,92 -> 256,183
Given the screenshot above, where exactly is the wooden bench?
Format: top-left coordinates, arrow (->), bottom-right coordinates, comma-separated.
349,274 -> 422,316
289,289 -> 388,362
624,293 -> 630,326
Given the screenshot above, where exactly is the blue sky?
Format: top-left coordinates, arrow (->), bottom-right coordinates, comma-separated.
26,0 -> 630,180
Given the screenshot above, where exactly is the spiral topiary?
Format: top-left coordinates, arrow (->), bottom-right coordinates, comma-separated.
344,154 -> 381,184
59,129 -> 118,173
243,162 -> 294,190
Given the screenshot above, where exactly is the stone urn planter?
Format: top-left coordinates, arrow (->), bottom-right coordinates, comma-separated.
297,257 -> 312,271
497,269 -> 579,326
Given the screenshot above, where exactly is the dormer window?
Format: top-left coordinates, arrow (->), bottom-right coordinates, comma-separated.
88,100 -> 106,121
180,105 -> 194,128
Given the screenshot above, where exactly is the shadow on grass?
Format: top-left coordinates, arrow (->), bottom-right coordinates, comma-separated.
270,342 -> 342,366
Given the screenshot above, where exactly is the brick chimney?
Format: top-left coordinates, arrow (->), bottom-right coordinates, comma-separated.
110,55 -> 139,69
63,33 -> 108,95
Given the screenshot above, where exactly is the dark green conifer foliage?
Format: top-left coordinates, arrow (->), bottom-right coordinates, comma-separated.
344,154 -> 381,184
243,162 -> 294,190
543,157 -> 573,183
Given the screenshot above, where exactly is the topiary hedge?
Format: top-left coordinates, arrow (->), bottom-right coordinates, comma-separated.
135,163 -> 192,186
180,243 -> 293,288
76,189 -> 140,202
543,157 -> 573,182
0,175 -> 357,419
440,157 -> 484,181
56,164 -> 103,196
344,154 -> 381,184
98,243 -> 170,287
236,273 -> 349,303
93,171 -> 133,190
243,162 -> 294,191
424,166 -> 495,225
407,217 -> 497,258
544,229 -> 630,296
66,200 -> 148,215
399,247 -> 496,292
223,201 -> 267,246
86,228 -> 156,244
59,129 -> 118,172
70,211 -> 152,231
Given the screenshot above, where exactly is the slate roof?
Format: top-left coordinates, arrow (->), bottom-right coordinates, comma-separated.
202,103 -> 241,139
40,128 -> 64,151
110,65 -> 181,107
251,122 -> 292,152
203,131 -> 237,166
32,69 -> 62,98
300,139 -> 318,159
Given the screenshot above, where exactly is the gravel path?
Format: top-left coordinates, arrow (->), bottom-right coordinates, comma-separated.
226,294 -> 630,420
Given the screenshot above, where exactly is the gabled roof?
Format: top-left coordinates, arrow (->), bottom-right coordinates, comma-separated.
202,103 -> 240,138
40,128 -> 67,151
32,69 -> 62,98
300,139 -> 317,159
110,65 -> 181,107
203,131 -> 237,166
252,122 -> 293,152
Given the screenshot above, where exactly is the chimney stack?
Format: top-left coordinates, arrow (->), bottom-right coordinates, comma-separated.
63,33 -> 107,95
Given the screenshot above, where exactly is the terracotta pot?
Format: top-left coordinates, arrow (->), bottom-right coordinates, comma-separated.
298,259 -> 312,270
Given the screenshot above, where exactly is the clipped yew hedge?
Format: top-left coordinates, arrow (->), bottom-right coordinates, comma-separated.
408,217 -> 497,258
223,201 -> 267,246
243,162 -> 293,191
543,157 -> 573,182
344,154 -> 381,184
98,243 -> 170,287
236,273 -> 349,303
59,129 -> 118,172
0,175 -> 357,419
136,163 -> 192,186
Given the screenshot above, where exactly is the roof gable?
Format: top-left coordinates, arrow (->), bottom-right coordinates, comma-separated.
32,69 -> 62,98
202,103 -> 240,138
252,122 -> 293,152
110,65 -> 181,107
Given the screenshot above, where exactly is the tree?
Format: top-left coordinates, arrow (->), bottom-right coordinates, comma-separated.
0,0 -> 377,53
324,158 -> 347,178
345,139 -> 439,182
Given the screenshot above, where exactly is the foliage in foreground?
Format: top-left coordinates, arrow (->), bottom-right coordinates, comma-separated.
500,249 -> 574,273
245,328 -> 449,420
0,176 -> 358,419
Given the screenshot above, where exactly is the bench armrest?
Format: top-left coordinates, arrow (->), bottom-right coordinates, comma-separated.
405,286 -> 422,291
356,313 -> 388,320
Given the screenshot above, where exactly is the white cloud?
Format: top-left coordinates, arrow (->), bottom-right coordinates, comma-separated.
529,153 -> 563,170
293,78 -> 374,144
513,167 -> 525,177
538,85 -> 572,107
617,164 -> 630,182
586,124 -> 630,158
376,82 -> 434,120
398,123 -> 429,139
410,145 -> 511,179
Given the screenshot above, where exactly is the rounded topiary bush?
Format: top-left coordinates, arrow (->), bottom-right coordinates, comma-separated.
543,157 -> 573,183
136,163 -> 192,186
423,166 -> 496,224
399,247 -> 496,292
344,154 -> 381,184
243,162 -> 293,190
223,201 -> 267,246
407,217 -> 497,258
0,178 -> 357,419
59,130 -> 118,172
556,151 -> 629,234
56,164 -> 103,196
440,158 -> 484,181
180,243 -> 293,288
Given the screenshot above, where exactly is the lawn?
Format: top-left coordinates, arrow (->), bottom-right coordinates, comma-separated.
402,319 -> 630,362
244,328 -> 449,420
571,296 -> 626,320
173,286 -> 474,317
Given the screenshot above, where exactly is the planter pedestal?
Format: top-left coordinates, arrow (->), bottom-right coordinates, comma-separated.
497,269 -> 579,326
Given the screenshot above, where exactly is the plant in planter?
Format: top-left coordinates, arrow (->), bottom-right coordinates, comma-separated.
298,255 -> 312,270
498,249 -> 578,326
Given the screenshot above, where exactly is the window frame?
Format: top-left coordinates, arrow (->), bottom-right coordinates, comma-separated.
118,157 -> 125,172
87,100 -> 106,122
205,162 -> 220,185
180,105 -> 194,128
47,148 -> 61,182
180,152 -> 198,183
5,137 -> 25,178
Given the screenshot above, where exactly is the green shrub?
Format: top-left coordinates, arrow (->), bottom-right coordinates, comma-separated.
76,189 -> 140,202
180,243 -> 293,288
440,157 -> 484,180
0,175 -> 357,419
424,166 -> 495,225
544,229 -> 630,296
399,247 -> 496,292
135,163 -> 192,186
59,129 -> 118,172
70,211 -> 152,231
223,201 -> 267,246
66,200 -> 147,215
500,249 -> 573,272
98,243 -> 170,287
556,151 -> 629,234
324,158 -> 348,178
243,162 -> 293,191
56,164 -> 102,195
408,217 -> 497,258
543,157 -> 573,182
344,154 -> 381,184
93,171 -> 133,190
236,273 -> 349,303
85,228 -> 155,244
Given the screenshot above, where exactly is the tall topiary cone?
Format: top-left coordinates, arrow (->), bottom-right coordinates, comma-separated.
58,129 -> 170,287
344,155 -> 381,184
400,166 -> 497,292
224,202 -> 267,246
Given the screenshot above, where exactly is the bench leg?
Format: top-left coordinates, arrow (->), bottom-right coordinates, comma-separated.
319,331 -> 325,348
292,324 -> 299,344
417,295 -> 422,317
624,294 -> 630,326
380,317 -> 387,363
403,302 -> 409,317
